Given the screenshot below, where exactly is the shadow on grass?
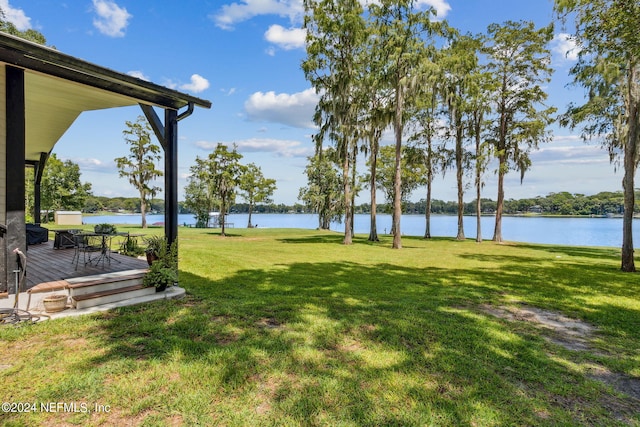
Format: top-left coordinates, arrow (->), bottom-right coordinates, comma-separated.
512,242 -> 622,261
278,233 -> 441,247
202,231 -> 244,237
74,257 -> 640,425
278,233 -> 357,245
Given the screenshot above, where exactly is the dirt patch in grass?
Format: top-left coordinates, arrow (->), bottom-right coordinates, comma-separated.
212,331 -> 240,345
211,314 -> 232,323
359,324 -> 378,333
480,304 -> 640,421
179,295 -> 202,307
585,364 -> 640,401
59,336 -> 91,350
480,304 -> 595,352
338,337 -> 364,353
257,317 -> 283,330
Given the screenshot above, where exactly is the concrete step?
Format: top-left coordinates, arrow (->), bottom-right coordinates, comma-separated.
72,284 -> 156,309
66,269 -> 148,298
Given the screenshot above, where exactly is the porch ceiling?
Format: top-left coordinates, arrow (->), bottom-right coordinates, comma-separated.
24,70 -> 138,161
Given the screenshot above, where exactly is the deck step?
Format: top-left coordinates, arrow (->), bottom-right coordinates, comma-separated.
27,280 -> 69,294
67,270 -> 146,297
72,284 -> 156,309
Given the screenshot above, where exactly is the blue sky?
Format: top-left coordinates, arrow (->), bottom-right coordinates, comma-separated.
4,0 -> 618,205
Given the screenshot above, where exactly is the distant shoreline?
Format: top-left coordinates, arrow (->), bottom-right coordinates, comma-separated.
81,211 -> 626,219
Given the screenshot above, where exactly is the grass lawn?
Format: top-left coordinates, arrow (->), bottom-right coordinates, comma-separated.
1,227 -> 639,426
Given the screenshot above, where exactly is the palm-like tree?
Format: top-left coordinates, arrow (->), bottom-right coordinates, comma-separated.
368,0 -> 445,249
303,0 -> 367,245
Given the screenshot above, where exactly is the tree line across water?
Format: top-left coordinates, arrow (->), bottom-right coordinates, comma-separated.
71,190 -> 632,218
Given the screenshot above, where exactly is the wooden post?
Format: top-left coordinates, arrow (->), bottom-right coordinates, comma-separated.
5,65 -> 26,293
164,109 -> 178,248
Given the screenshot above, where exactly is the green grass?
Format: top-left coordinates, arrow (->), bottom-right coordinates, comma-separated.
1,228 -> 639,426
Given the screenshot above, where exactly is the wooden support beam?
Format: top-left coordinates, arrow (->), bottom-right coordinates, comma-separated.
5,65 -> 27,293
164,109 -> 178,248
139,104 -> 165,150
33,151 -> 49,224
139,104 -> 178,252
34,152 -> 49,185
6,66 -> 25,213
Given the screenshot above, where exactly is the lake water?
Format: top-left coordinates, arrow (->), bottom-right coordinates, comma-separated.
81,213 -> 635,248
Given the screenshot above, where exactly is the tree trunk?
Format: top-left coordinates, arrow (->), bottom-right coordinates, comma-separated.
140,193 -> 147,229
343,141 -> 353,245
476,193 -> 482,243
322,207 -> 331,229
493,76 -> 509,244
475,117 -> 483,243
493,159 -> 505,243
456,174 -> 464,240
621,162 -> 635,271
424,178 -> 432,239
424,139 -> 433,239
247,204 -> 253,228
369,144 -> 379,242
621,66 -> 639,271
320,192 -> 330,230
392,87 -> 404,249
350,143 -> 357,238
220,198 -> 227,237
455,120 -> 465,241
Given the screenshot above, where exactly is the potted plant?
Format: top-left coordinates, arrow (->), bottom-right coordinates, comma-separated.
143,260 -> 178,292
143,235 -> 164,265
120,237 -> 144,257
94,223 -> 116,234
142,237 -> 178,292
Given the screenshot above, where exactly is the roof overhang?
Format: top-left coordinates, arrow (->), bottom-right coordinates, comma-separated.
0,31 -> 211,162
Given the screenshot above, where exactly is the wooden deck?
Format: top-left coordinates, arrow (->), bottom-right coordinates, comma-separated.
24,241 -> 149,289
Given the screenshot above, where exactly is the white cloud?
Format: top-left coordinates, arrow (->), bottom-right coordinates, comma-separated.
92,0 -> 132,38
196,138 -> 312,158
212,0 -> 450,30
415,0 -> 451,17
219,88 -> 237,96
212,0 -> 304,30
127,70 -> 150,81
552,33 -> 580,62
70,157 -> 116,172
244,88 -> 319,128
360,0 -> 451,17
179,74 -> 210,93
0,0 -> 31,30
264,25 -> 306,50
531,138 -> 609,166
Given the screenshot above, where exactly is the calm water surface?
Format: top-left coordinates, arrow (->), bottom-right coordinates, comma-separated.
83,213 -> 633,248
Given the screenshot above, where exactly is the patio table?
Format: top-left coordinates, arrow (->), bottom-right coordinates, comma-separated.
77,232 -> 128,268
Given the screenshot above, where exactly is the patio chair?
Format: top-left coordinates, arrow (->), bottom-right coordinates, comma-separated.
71,234 -> 102,270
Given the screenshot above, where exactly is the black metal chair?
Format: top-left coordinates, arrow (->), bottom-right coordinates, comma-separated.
72,234 -> 102,270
